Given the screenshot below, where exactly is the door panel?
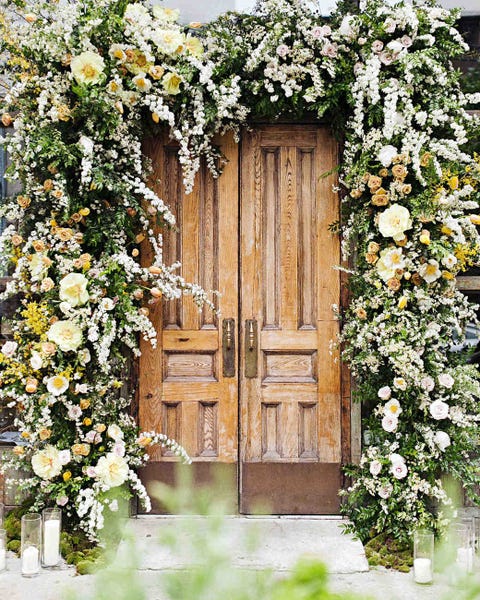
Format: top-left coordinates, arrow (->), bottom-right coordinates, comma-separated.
138,126 -> 343,514
138,133 -> 239,510
240,126 -> 341,513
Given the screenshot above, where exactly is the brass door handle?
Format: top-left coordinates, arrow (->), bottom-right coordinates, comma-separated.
245,319 -> 258,378
222,319 -> 235,378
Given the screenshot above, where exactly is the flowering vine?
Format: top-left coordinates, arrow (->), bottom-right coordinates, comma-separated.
0,0 -> 479,543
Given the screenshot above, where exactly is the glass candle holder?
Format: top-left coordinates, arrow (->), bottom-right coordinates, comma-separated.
21,513 -> 41,577
0,528 -> 6,572
474,515 -> 480,554
42,507 -> 61,568
0,502 -> 4,527
413,529 -> 434,585
454,523 -> 474,574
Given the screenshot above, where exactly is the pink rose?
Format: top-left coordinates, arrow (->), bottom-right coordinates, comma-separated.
322,43 -> 338,58
370,460 -> 382,476
378,386 -> 392,400
276,44 -> 289,58
378,483 -> 393,499
86,466 -> 97,478
438,373 -> 454,389
421,376 -> 435,392
56,496 -> 69,507
391,462 -> 408,479
382,415 -> 398,433
372,40 -> 384,53
401,35 -> 412,48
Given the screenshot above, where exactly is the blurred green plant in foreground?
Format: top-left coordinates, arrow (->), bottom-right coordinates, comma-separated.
66,466 -> 366,600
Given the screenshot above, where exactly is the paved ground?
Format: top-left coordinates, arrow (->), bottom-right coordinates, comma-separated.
0,516 -> 477,600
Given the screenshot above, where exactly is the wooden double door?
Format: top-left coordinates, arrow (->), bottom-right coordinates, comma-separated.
139,125 -> 345,514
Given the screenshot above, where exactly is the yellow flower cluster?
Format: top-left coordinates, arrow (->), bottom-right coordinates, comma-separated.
454,244 -> 480,272
20,301 -> 50,336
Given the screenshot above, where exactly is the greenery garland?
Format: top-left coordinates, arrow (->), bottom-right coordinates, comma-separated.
0,0 -> 479,544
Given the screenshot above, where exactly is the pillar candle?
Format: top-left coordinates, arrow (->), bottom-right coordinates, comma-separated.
22,545 -> 39,576
413,558 -> 433,584
0,542 -> 6,572
43,519 -> 60,566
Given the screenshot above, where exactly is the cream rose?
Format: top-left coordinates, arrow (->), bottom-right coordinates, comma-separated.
59,273 -> 89,307
32,445 -> 62,480
382,415 -> 398,432
433,431 -> 451,451
71,51 -> 105,85
47,320 -> 83,352
107,423 -> 124,441
95,452 -> 129,488
1,340 -> 18,358
152,6 -> 180,21
378,204 -> 412,240
377,386 -> 392,400
370,460 -> 382,476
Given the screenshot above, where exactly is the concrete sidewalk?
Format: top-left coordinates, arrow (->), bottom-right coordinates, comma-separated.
0,516 -> 474,600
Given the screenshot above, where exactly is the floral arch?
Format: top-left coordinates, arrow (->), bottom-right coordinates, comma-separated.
0,0 -> 479,543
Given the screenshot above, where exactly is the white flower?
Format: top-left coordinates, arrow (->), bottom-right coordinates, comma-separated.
47,320 -> 83,352
376,248 -> 404,282
59,273 -> 89,307
378,204 -> 412,240
370,460 -> 382,476
386,40 -> 403,55
78,348 -> 91,365
101,298 -> 115,311
382,415 -> 398,432
418,260 -> 442,284
95,453 -> 129,488
438,373 -> 454,389
32,445 -> 62,480
434,431 -> 451,451
152,6 -> 180,21
391,462 -> 408,479
441,254 -> 457,269
429,400 -> 449,420
107,424 -> 124,441
70,51 -> 105,85
393,377 -> 407,391
109,499 -> 119,512
384,18 -> 396,33
30,352 -> 43,370
58,449 -> 71,465
378,386 -> 392,400
377,145 -> 397,167
59,302 -> 73,315
75,383 -> 88,394
1,340 -> 17,358
338,15 -> 356,39
276,44 -> 289,57
389,453 -> 405,465
421,376 -> 435,392
378,483 -> 393,499
132,74 -> 152,93
46,375 -> 69,396
384,399 -> 402,417
153,30 -> 184,55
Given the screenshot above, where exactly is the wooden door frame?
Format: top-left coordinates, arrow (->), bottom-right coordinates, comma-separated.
134,123 -> 357,514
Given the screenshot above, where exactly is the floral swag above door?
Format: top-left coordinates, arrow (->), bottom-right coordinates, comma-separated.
0,0 -> 479,543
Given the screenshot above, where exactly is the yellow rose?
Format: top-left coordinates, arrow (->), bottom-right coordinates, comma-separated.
419,230 -> 431,245
162,72 -> 182,95
72,443 -> 90,457
47,320 -> 83,352
70,51 -> 105,85
59,272 -> 89,307
448,176 -> 459,190
185,35 -> 203,57
398,296 -> 408,310
63,471 -> 72,482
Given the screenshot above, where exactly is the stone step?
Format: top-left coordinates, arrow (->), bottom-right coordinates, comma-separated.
126,515 -> 369,574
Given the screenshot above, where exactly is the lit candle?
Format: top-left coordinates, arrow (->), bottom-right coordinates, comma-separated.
43,519 -> 60,566
22,545 -> 39,576
414,557 -> 433,584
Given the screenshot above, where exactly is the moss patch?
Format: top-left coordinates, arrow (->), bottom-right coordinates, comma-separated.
365,533 -> 413,572
4,506 -> 103,574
